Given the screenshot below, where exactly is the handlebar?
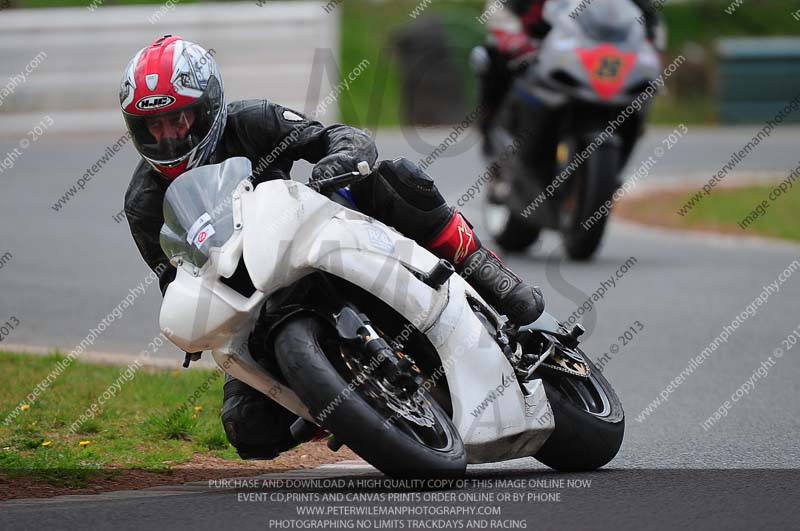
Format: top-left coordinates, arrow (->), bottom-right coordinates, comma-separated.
309,161 -> 372,195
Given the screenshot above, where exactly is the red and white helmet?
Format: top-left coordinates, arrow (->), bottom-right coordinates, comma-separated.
120,35 -> 226,180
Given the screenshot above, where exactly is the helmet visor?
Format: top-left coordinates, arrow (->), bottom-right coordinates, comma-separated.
123,77 -> 222,164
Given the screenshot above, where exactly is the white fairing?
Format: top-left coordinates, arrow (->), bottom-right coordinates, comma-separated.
243,180 -> 553,462
159,248 -> 261,353
161,173 -> 555,464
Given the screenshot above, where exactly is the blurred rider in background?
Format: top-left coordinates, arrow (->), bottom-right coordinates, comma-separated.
476,0 -> 665,153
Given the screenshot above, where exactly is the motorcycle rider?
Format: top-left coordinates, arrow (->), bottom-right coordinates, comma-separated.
476,0 -> 664,150
121,36 -> 545,459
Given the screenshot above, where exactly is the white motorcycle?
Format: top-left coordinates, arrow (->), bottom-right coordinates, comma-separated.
159,156 -> 623,477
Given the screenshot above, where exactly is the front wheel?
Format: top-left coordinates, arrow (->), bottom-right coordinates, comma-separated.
563,216 -> 609,261
274,316 -> 466,478
534,355 -> 624,471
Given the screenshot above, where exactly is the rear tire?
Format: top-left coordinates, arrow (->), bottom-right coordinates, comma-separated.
483,187 -> 541,252
274,316 -> 467,478
534,356 -> 624,471
493,214 -> 541,252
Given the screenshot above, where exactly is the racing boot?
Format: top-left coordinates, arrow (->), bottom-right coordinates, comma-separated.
427,211 -> 544,325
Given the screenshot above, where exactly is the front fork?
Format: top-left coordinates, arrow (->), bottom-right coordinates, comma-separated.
286,301 -> 426,450
334,306 -> 424,393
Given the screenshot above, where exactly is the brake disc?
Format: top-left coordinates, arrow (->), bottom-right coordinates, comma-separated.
338,345 -> 435,428
378,382 -> 436,428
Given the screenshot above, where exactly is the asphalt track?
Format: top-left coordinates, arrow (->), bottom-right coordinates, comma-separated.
1,125 -> 799,529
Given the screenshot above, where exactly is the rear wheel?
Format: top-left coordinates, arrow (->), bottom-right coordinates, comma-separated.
274,316 -> 466,478
534,354 -> 624,471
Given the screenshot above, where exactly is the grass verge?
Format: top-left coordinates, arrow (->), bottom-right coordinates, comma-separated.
616,183 -> 800,242
0,351 -> 352,499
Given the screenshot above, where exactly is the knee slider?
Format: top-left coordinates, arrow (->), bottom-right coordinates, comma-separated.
362,158 -> 452,242
376,158 -> 443,210
221,377 -> 298,458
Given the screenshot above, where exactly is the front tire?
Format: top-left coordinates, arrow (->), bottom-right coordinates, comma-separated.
563,216 -> 609,261
534,356 -> 624,471
274,316 -> 466,478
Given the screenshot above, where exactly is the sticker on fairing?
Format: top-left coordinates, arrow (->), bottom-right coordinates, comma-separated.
186,213 -> 212,245
192,224 -> 216,249
366,225 -> 395,254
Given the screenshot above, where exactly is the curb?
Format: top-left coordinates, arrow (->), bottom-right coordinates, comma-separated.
0,461 -> 375,506
611,171 -> 800,249
612,217 -> 800,251
1,343 -> 217,370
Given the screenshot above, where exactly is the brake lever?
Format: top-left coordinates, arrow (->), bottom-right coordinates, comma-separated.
309,161 -> 372,195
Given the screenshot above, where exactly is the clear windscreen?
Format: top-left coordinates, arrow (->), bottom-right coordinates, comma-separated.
160,157 -> 252,269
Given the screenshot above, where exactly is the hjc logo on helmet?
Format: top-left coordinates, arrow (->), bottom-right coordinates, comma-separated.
136,95 -> 176,111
